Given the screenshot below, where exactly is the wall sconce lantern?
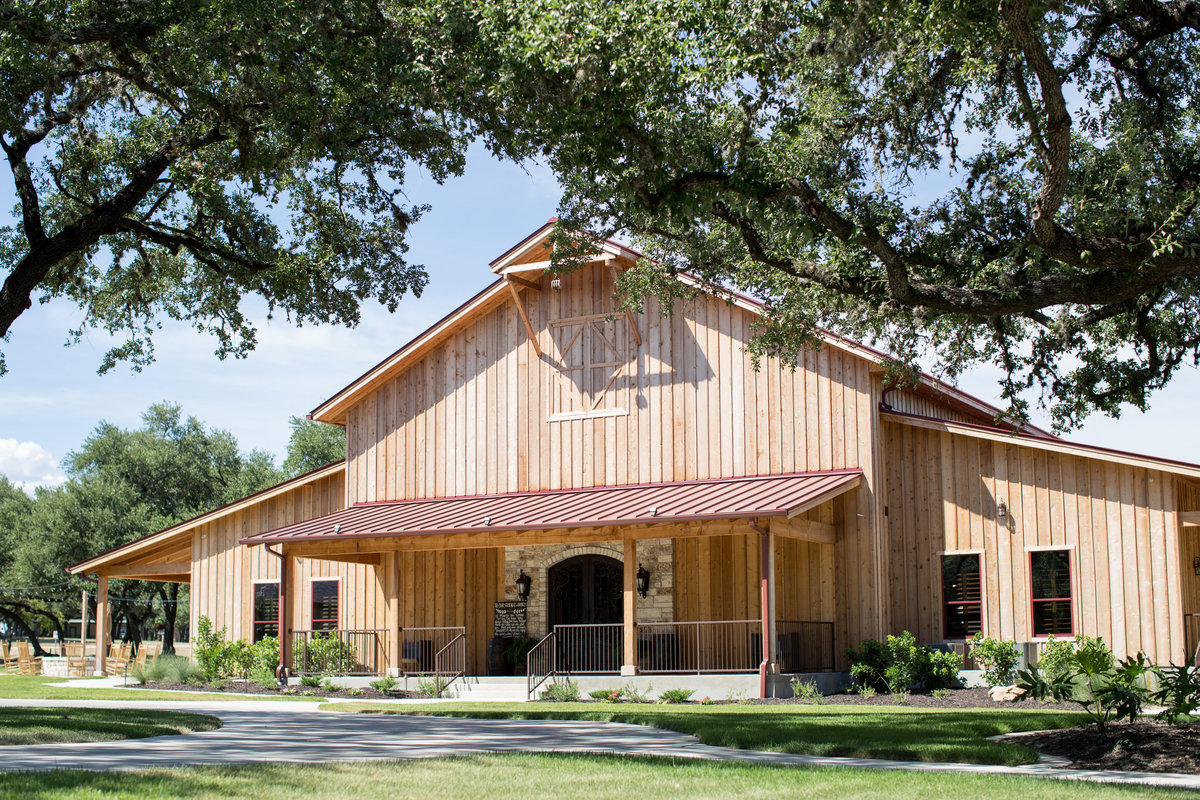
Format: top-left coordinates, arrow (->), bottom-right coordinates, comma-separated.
516,570 -> 533,602
1193,556 -> 1200,577
997,501 -> 1007,519
636,564 -> 651,598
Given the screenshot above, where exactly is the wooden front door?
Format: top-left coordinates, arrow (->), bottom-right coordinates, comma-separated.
548,555 -> 623,627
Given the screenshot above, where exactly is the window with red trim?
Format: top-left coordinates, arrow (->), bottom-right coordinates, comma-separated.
942,555 -> 983,639
1030,550 -> 1073,636
311,580 -> 339,631
252,582 -> 279,642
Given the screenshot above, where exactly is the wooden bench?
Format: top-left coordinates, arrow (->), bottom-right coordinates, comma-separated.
104,642 -> 132,677
14,642 -> 43,675
64,642 -> 90,677
132,641 -> 162,672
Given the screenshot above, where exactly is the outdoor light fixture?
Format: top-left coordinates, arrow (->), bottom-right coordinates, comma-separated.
550,274 -> 562,292
997,501 -> 1007,519
636,564 -> 651,598
1194,556 -> 1200,576
516,570 -> 533,601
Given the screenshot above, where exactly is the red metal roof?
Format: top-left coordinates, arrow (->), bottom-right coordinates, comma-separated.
240,470 -> 862,545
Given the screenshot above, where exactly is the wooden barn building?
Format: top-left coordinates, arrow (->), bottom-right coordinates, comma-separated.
70,221 -> 1200,695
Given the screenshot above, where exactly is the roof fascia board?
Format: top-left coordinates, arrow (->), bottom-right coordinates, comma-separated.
309,280 -> 511,424
882,410 -> 1200,479
68,461 -> 345,574
674,273 -> 1051,437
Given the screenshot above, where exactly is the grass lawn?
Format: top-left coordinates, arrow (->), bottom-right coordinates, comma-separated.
0,675 -> 321,703
0,707 -> 220,746
326,701 -> 1091,765
0,754 -> 1186,800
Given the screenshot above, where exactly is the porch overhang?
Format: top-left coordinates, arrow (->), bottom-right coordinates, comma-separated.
240,470 -> 862,548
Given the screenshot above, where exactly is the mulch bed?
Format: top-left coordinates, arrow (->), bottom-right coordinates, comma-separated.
751,687 -> 1079,711
137,680 -> 419,700
1014,719 -> 1200,774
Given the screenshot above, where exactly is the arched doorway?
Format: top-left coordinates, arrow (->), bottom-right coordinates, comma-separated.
547,554 -> 623,627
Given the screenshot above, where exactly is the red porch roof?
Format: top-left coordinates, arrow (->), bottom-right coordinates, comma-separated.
240,470 -> 862,545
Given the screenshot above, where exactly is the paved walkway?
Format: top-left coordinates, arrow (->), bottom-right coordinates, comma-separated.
0,698 -> 1196,790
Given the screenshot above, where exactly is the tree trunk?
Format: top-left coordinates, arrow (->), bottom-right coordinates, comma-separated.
161,583 -> 179,655
0,606 -> 46,655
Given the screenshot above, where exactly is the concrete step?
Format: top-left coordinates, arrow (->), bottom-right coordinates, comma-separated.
446,678 -> 530,701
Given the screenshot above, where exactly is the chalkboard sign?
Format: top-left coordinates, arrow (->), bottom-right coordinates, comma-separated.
493,601 -> 527,637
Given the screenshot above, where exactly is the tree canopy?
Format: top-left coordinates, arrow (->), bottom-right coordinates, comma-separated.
281,416 -> 346,477
0,403 -> 291,653
477,0 -> 1200,428
4,0 -> 1199,427
0,0 -> 486,374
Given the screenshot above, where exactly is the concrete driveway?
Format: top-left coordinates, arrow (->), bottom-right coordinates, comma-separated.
0,698 -> 1195,790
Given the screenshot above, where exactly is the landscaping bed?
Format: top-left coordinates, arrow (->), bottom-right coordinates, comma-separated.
757,686 -> 1079,711
1013,719 -> 1200,775
136,680 -> 418,700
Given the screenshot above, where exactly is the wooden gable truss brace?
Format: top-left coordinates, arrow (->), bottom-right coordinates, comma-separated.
606,260 -> 642,347
505,277 -> 543,357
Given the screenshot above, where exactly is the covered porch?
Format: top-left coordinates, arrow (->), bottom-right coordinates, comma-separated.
241,470 -> 862,697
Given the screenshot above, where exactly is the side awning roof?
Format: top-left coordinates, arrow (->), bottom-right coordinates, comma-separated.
240,470 -> 862,545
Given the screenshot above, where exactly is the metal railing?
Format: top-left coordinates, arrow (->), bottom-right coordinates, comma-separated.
526,623 -> 624,698
399,626 -> 466,675
526,630 -> 556,699
775,620 -> 836,673
1186,613 -> 1200,667
555,623 -> 624,674
290,629 -> 387,675
433,631 -> 467,694
637,620 -> 760,673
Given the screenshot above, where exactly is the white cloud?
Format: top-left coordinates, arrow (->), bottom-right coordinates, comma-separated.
0,439 -> 67,493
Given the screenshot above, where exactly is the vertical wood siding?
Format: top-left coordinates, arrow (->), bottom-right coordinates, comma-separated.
884,422 -> 1187,662
343,264 -> 893,645
190,471 -> 359,641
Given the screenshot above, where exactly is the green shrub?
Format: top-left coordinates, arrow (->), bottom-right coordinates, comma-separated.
193,616 -> 228,682
162,655 -> 204,685
253,665 -> 279,689
848,632 -> 957,693
541,680 -> 580,701
620,683 -> 652,703
416,674 -> 450,698
1151,664 -> 1200,723
321,677 -> 344,692
658,687 -> 694,704
1016,642 -> 1148,732
790,678 -> 823,704
968,634 -> 1020,686
883,631 -> 925,694
845,638 -> 890,693
299,674 -> 323,688
1034,635 -> 1074,682
590,688 -> 620,702
919,649 -> 964,690
370,675 -> 398,693
296,633 -> 357,674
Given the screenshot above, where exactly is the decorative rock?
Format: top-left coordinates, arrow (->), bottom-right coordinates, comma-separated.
988,684 -> 1027,702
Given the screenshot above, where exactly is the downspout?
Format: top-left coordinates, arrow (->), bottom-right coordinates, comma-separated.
748,519 -> 770,700
264,544 -> 289,682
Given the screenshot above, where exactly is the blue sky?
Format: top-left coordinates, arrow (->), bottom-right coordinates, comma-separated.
1,143 -> 1197,490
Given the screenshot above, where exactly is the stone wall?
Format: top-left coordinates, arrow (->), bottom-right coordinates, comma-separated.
502,539 -> 674,638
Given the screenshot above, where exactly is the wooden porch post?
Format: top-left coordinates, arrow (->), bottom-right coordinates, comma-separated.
80,588 -> 88,649
270,546 -> 291,681
767,526 -> 778,674
622,537 -> 638,676
94,575 -> 109,676
382,551 -> 401,676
